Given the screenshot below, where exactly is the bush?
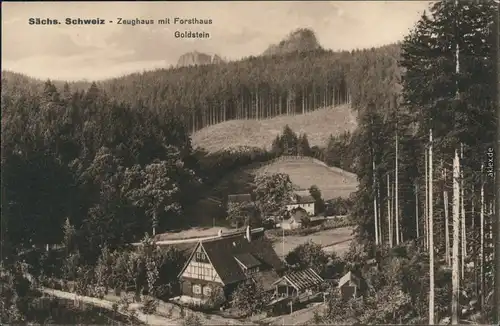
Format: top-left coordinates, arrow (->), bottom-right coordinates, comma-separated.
140,297 -> 158,314
206,286 -> 226,310
262,218 -> 276,230
181,313 -> 203,326
300,216 -> 311,228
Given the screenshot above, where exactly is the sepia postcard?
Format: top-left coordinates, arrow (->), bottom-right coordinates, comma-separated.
1,1 -> 499,325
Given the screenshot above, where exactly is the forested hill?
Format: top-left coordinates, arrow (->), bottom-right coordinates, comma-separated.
2,41 -> 401,134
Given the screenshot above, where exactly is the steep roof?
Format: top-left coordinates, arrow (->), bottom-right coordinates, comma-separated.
183,228 -> 284,286
287,191 -> 315,205
228,193 -> 252,203
294,189 -> 311,197
253,269 -> 280,291
296,195 -> 315,204
234,253 -> 261,269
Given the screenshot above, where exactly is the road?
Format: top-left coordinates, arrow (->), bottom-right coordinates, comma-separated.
261,302 -> 325,325
40,287 -> 177,325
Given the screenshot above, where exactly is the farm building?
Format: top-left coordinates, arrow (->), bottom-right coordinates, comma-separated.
337,271 -> 362,300
267,268 -> 325,315
271,268 -> 324,300
281,207 -> 308,229
177,226 -> 285,303
285,190 -> 315,216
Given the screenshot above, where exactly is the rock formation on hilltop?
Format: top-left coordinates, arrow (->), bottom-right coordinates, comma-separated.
176,51 -> 224,67
263,28 -> 322,56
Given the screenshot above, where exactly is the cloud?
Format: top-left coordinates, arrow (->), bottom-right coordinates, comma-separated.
2,27 -> 102,61
1,1 -> 431,81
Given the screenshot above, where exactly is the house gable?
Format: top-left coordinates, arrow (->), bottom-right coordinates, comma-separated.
201,228 -> 284,285
179,242 -> 224,285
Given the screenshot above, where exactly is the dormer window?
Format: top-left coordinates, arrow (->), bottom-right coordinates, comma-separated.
234,253 -> 261,275
247,266 -> 259,275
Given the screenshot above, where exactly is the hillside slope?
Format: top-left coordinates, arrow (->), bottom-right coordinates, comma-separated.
185,157 -> 358,226
250,157 -> 358,200
192,104 -> 357,153
187,156 -> 358,226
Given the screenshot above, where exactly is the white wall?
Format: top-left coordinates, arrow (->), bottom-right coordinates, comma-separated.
286,202 -> 315,216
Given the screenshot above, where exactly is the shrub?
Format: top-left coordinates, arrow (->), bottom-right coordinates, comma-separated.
206,286 -> 226,310
181,313 -> 202,326
140,297 -> 158,314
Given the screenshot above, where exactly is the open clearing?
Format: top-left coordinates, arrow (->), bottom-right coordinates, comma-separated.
192,105 -> 357,153
155,226 -> 234,241
272,226 -> 354,258
251,158 -> 358,200
214,157 -> 358,203
184,157 -> 358,226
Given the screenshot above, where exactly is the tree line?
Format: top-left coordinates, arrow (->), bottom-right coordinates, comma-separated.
1,80 -> 199,264
0,79 -> 355,266
2,39 -> 400,133
335,1 -> 498,324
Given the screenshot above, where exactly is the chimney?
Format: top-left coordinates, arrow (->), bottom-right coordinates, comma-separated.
218,229 -> 222,237
246,226 -> 251,242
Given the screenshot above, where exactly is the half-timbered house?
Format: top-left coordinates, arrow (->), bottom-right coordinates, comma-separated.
177,226 -> 284,302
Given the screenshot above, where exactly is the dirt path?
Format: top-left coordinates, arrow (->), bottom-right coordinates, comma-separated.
40,287 -> 176,325
261,302 -> 325,325
40,287 -> 247,325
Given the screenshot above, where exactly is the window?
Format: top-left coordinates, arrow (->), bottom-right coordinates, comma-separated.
195,252 -> 207,262
192,284 -> 202,294
203,285 -> 212,296
246,266 -> 259,275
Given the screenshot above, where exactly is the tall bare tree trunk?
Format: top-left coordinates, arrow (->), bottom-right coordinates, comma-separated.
425,150 -> 429,250
388,174 -> 393,247
460,144 -> 466,279
471,185 -> 475,229
443,159 -> 450,265
377,186 -> 382,244
415,183 -> 420,239
395,122 -> 400,245
445,189 -> 450,265
373,159 -> 379,245
480,163 -> 485,310
493,1 -> 500,321
392,182 -> 396,246
428,130 -> 435,325
452,150 -> 460,325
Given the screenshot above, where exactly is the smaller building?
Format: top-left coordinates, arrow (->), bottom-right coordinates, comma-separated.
286,191 -> 315,216
177,226 -> 284,305
337,271 -> 362,300
281,207 -> 308,230
271,268 -> 324,303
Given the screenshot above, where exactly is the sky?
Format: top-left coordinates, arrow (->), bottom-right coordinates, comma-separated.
2,1 -> 431,81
